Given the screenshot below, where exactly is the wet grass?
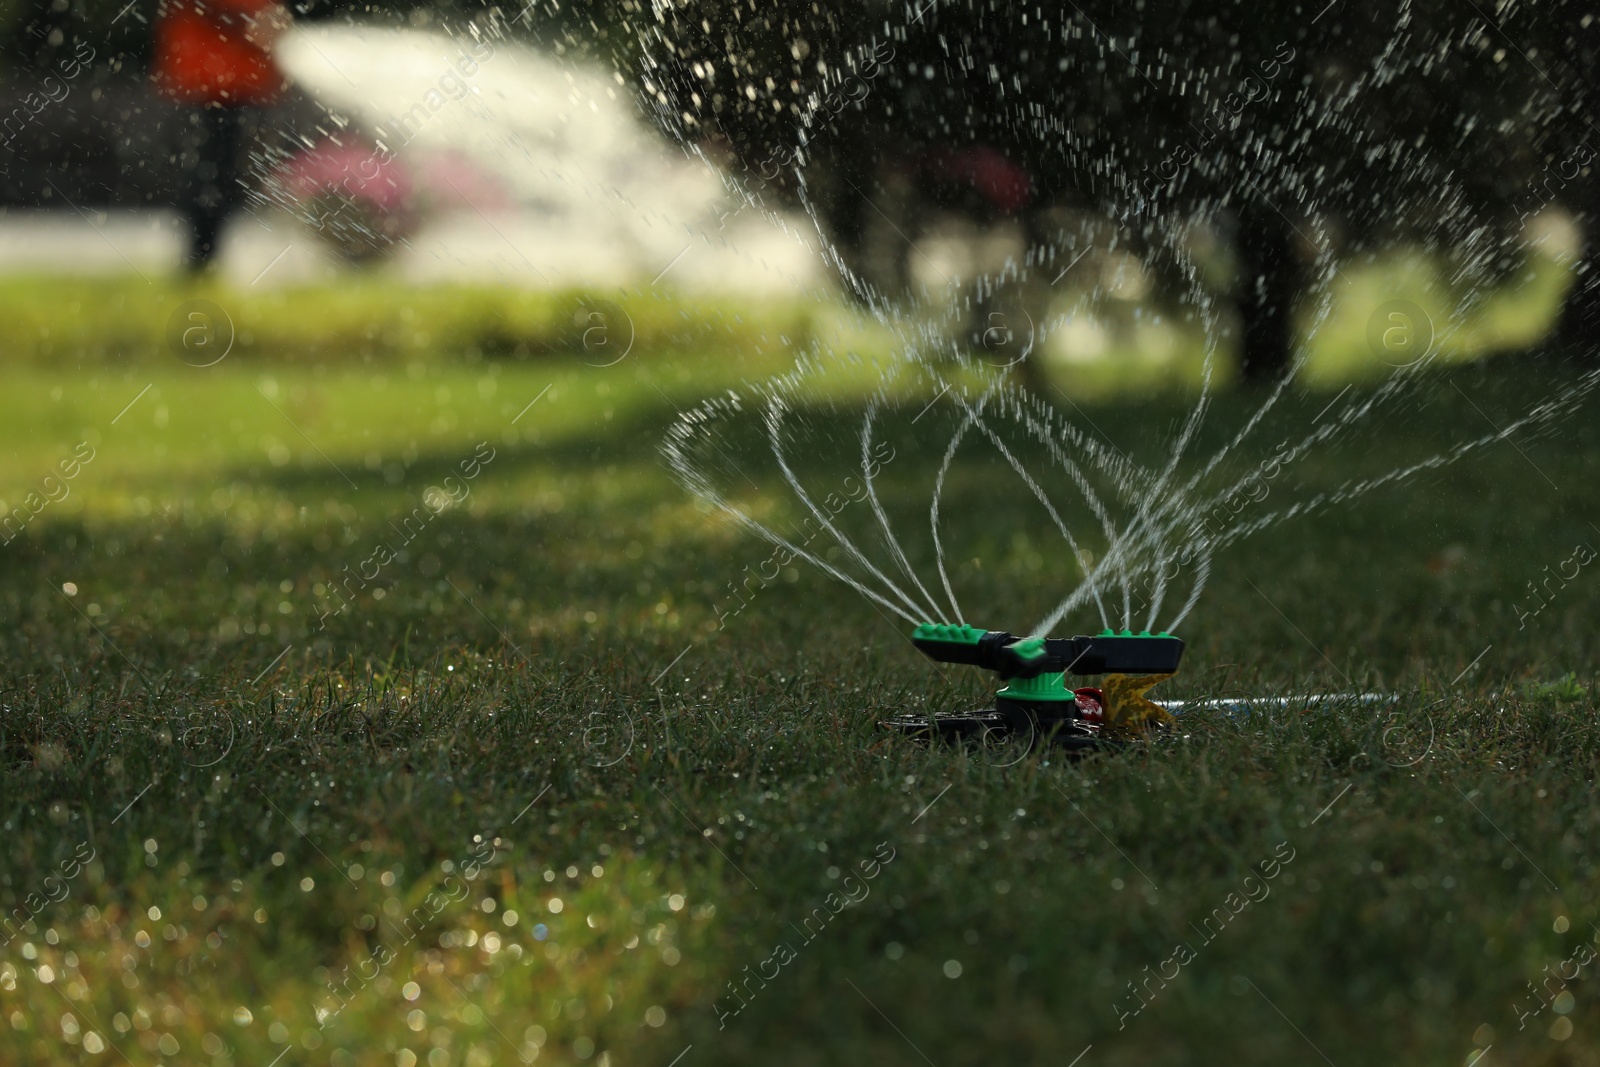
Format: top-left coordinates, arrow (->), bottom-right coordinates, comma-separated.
1,281 -> 1598,1066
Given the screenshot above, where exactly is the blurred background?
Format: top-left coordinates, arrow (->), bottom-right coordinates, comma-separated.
0,0 -> 1592,385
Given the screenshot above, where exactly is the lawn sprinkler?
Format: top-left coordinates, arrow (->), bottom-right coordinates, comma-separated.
882,623 -> 1185,754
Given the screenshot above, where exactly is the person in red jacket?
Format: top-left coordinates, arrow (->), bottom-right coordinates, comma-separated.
152,0 -> 291,268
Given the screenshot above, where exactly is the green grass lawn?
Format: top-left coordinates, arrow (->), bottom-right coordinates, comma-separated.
1,276 -> 1598,1067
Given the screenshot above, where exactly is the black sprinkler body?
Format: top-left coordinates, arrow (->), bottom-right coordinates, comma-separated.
886,623 -> 1185,753
910,624 -> 1184,677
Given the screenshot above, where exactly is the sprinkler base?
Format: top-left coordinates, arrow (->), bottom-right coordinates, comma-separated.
880,695 -> 1114,756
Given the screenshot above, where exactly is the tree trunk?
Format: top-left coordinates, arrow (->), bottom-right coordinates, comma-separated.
1235,202 -> 1299,383
1555,170 -> 1600,361
1552,8 -> 1600,360
1016,203 -> 1057,388
817,147 -> 907,307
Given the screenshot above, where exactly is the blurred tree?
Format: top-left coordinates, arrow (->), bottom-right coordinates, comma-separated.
635,0 -> 1583,379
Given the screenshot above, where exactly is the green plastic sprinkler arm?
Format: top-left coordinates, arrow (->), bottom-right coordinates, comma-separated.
910,622 -> 1184,679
